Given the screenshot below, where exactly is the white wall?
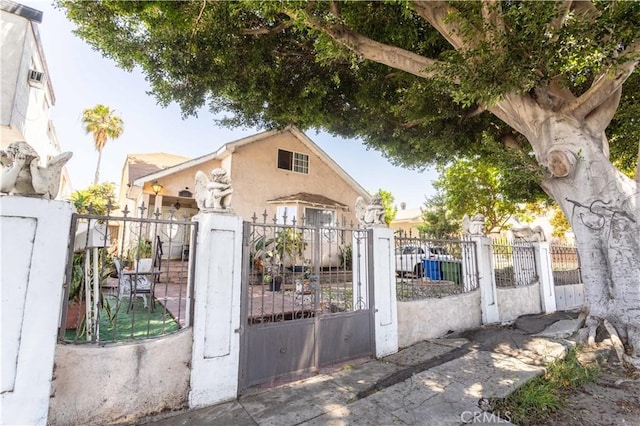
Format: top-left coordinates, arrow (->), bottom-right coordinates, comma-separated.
1,5 -> 70,196
555,283 -> 585,311
1,9 -> 25,127
397,290 -> 482,348
189,212 -> 243,407
1,197 -> 73,425
1,8 -> 54,153
48,330 -> 192,426
496,283 -> 542,323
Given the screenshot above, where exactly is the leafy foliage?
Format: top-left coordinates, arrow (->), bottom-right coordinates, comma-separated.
418,193 -> 460,238
433,158 -> 527,233
550,208 -> 572,240
69,182 -> 118,215
490,347 -> 598,425
377,189 -> 398,226
81,104 -> 124,184
57,1 -> 639,189
608,71 -> 640,178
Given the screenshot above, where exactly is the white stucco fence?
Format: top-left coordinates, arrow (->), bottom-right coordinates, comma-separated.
496,283 -> 542,323
397,290 -> 482,348
48,330 -> 192,425
2,195 -> 569,425
1,197 -> 73,425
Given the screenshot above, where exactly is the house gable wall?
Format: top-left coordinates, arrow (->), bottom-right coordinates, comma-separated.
125,130 -> 365,225
145,158 -> 223,200
228,132 -> 361,223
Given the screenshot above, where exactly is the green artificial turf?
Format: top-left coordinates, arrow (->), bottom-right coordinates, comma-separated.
65,296 -> 179,342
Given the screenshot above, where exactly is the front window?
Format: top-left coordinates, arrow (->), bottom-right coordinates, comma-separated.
305,208 -> 336,241
305,208 -> 335,227
278,149 -> 309,174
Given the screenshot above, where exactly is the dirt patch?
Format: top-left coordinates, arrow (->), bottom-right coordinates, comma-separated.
541,349 -> 640,426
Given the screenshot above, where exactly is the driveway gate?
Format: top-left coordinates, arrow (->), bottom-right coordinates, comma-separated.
239,217 -> 374,390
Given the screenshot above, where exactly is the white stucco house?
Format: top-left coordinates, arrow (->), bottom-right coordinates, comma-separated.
1,0 -> 71,197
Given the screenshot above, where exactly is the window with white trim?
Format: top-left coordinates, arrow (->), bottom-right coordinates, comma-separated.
305,208 -> 337,241
276,206 -> 297,224
27,69 -> 45,86
277,149 -> 309,174
305,208 -> 335,227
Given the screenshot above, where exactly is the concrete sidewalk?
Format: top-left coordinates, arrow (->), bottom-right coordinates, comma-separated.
140,311 -> 582,426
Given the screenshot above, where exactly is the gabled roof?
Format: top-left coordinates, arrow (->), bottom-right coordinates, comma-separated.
1,1 -> 43,23
394,207 -> 423,222
132,125 -> 370,199
267,192 -> 348,210
125,153 -> 191,187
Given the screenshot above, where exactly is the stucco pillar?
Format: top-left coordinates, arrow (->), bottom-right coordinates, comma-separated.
188,211 -> 243,408
472,236 -> 500,324
534,242 -> 557,313
353,226 -> 398,358
1,196 -> 74,425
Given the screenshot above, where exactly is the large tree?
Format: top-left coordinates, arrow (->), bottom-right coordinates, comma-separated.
434,157 -> 531,233
81,104 -> 124,184
59,1 -> 640,363
419,193 -> 460,239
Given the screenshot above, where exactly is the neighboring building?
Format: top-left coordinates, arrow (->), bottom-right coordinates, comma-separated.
1,0 -> 71,197
118,126 -> 371,259
117,152 -> 192,210
390,203 -> 423,236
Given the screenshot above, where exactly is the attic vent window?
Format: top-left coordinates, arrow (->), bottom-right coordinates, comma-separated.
277,149 -> 309,174
27,69 -> 45,86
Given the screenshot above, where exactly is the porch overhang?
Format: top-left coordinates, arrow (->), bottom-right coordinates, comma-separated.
266,192 -> 349,211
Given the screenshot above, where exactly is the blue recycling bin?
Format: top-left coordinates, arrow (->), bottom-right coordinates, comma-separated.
422,259 -> 442,280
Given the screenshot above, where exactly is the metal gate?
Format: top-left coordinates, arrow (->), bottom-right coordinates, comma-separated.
551,244 -> 585,310
239,216 -> 374,390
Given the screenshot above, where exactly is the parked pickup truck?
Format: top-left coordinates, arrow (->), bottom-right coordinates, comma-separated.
395,244 -> 454,277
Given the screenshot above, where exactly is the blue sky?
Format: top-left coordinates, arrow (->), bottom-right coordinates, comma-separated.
24,0 -> 437,209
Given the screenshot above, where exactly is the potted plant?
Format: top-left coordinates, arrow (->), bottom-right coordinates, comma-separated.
125,240 -> 153,270
251,229 -> 306,290
65,253 -> 87,330
273,228 -> 306,269
65,250 -> 115,332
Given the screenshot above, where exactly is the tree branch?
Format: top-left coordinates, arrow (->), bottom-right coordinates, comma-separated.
482,0 -> 505,44
290,11 -> 448,80
411,1 -> 471,51
488,93 -> 544,141
330,0 -> 341,19
191,0 -> 207,36
636,138 -> 640,181
551,0 -> 573,31
585,87 -> 621,141
241,22 -> 293,36
563,60 -> 637,120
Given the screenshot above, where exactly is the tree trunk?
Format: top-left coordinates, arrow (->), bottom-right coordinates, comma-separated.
532,114 -> 640,359
94,150 -> 102,185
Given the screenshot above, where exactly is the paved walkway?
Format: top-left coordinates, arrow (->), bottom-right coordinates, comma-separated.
140,311 -> 582,426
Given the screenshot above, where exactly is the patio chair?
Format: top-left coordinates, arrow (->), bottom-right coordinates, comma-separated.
113,258 -> 157,311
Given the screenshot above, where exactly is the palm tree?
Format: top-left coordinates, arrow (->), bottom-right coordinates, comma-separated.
81,104 -> 124,184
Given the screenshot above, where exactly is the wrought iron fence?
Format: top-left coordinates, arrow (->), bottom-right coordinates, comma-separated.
59,203 -> 196,344
244,212 -> 368,324
491,238 -> 537,287
394,230 -> 479,300
550,244 -> 582,286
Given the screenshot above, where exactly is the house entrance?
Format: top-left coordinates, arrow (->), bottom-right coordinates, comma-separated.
238,219 -> 374,391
